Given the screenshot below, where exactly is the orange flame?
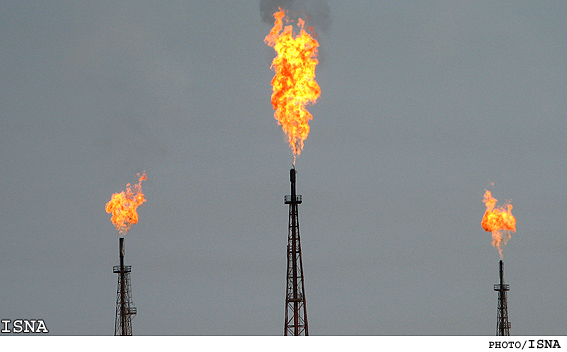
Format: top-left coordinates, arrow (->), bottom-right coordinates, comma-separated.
265,9 -> 321,163
106,173 -> 147,235
481,190 -> 516,258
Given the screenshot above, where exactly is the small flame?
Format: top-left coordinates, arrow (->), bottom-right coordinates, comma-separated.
106,173 -> 147,235
481,190 -> 516,258
265,8 -> 321,164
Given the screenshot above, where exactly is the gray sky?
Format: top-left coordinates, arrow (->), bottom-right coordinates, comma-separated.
1,1 -> 567,335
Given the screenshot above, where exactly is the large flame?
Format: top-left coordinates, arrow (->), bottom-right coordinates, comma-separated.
106,173 -> 147,235
481,190 -> 516,258
265,8 -> 320,164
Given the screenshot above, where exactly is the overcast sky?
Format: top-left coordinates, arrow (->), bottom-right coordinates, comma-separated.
2,1 -> 567,336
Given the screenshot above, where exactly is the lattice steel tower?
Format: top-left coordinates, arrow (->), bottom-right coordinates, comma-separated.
494,260 -> 511,336
283,167 -> 309,336
114,237 -> 137,336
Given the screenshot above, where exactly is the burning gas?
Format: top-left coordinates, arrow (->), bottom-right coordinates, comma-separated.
265,8 -> 320,164
106,173 -> 147,235
481,190 -> 516,258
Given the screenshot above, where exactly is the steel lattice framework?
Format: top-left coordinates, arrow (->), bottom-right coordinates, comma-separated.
494,260 -> 511,336
114,237 -> 137,336
283,168 -> 309,336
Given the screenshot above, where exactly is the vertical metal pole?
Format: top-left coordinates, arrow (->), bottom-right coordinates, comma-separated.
114,236 -> 135,336
119,237 -> 126,336
499,260 -> 505,336
495,259 -> 510,336
284,168 -> 308,336
290,169 -> 299,336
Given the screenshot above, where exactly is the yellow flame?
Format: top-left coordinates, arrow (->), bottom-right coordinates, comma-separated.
481,190 -> 516,258
106,173 -> 147,235
265,9 -> 320,163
